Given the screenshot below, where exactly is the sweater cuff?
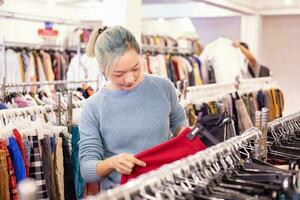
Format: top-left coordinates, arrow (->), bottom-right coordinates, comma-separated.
81,160 -> 102,183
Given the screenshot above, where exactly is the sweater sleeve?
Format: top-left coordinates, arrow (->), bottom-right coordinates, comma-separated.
78,101 -> 103,183
166,80 -> 189,134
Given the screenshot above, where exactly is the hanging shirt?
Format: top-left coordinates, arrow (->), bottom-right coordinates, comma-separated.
200,37 -> 250,84
120,127 -> 207,184
0,49 -> 22,84
66,53 -> 100,90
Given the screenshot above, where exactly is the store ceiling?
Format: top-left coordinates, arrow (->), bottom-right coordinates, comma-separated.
225,0 -> 300,10
7,0 -> 300,10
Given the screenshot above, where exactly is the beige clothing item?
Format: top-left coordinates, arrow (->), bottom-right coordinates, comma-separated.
236,99 -> 253,133
193,61 -> 203,85
178,57 -> 189,84
54,138 -> 65,200
41,51 -> 55,82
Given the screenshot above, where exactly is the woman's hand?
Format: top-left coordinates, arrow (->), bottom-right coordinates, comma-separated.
110,153 -> 146,175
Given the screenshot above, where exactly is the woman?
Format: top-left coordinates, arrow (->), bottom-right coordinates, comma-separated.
79,26 -> 188,190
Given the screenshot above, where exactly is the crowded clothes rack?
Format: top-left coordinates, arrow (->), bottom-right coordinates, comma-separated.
0,101 -> 87,200
142,44 -> 194,54
141,46 -> 204,86
238,77 -> 279,94
181,77 -> 284,134
238,77 -> 284,122
0,78 -> 99,102
88,127 -> 263,200
0,40 -> 101,89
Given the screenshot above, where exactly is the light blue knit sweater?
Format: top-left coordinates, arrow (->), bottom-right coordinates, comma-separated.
78,74 -> 188,190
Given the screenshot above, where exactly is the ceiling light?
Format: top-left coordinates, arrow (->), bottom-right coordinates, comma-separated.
158,18 -> 165,24
199,2 -> 206,6
284,0 -> 293,5
48,0 -> 56,7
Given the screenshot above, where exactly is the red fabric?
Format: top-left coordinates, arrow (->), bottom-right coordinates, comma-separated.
13,129 -> 30,177
83,182 -> 101,197
120,128 -> 206,184
0,140 -> 19,200
171,59 -> 180,81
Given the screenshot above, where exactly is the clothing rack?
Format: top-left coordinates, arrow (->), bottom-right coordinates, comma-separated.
0,77 -> 99,102
267,110 -> 300,130
0,92 -> 85,132
0,37 -> 85,80
0,41 -> 80,50
180,82 -> 236,108
142,44 -> 194,54
186,82 -> 237,101
182,77 -> 278,104
91,127 -> 262,200
237,77 -> 278,94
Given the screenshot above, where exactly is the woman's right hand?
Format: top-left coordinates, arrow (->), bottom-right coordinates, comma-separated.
110,153 -> 146,175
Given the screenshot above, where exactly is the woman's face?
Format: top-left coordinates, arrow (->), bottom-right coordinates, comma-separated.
106,48 -> 143,91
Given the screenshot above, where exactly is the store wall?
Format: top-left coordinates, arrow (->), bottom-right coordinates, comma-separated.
142,18 -> 198,38
261,16 -> 300,115
191,17 -> 241,45
0,0 -> 101,45
0,19 -> 76,45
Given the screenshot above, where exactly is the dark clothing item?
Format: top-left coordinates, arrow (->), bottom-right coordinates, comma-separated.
195,103 -> 210,118
28,135 -> 49,200
120,128 -> 207,184
259,65 -> 270,77
257,90 -> 265,110
196,112 -> 234,146
7,137 -> 26,183
248,64 -> 270,78
207,61 -> 216,84
71,126 -> 85,199
231,94 -> 240,135
50,136 -> 56,153
41,136 -> 57,200
193,56 -> 203,79
60,133 -> 76,200
0,103 -> 8,110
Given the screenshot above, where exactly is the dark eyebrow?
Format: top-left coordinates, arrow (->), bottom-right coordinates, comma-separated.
113,61 -> 139,73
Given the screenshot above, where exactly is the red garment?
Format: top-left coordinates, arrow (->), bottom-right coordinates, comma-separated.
171,59 -> 180,81
13,129 -> 30,177
120,128 -> 206,184
0,140 -> 19,200
83,182 -> 101,197
146,53 -> 153,74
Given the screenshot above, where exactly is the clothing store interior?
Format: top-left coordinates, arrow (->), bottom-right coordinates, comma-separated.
1,0 -> 300,199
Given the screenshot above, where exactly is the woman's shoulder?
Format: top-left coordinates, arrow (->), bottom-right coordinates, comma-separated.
145,74 -> 173,88
83,90 -> 106,109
